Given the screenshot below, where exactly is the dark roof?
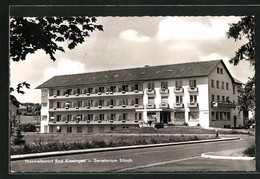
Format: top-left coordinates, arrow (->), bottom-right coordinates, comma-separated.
36,60 -> 222,89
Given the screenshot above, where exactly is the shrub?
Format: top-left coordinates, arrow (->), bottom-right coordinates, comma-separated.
154,122 -> 164,129
19,123 -> 37,132
13,127 -> 25,145
243,145 -> 256,157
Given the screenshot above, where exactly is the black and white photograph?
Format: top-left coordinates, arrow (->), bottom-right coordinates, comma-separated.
9,7 -> 256,173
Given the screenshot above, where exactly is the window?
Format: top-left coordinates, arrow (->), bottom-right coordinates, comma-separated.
222,82 -> 224,89
88,126 -> 93,133
135,113 -> 142,120
161,96 -> 168,103
233,85 -> 236,94
226,97 -> 230,102
98,87 -> 104,93
99,100 -> 104,106
122,99 -> 128,105
189,112 -> 199,121
211,112 -> 215,120
77,114 -> 82,121
66,89 -> 72,95
111,113 -> 116,121
123,113 -> 128,120
220,68 -> 223,74
212,95 -> 215,102
176,96 -> 183,104
148,97 -> 154,104
67,127 -> 72,133
87,87 -> 93,94
122,85 -> 129,92
216,81 -> 219,88
67,114 -> 72,121
77,88 -> 81,94
189,80 -> 197,88
190,95 -> 197,103
217,67 -> 219,74
42,103 -> 47,107
88,114 -> 93,121
222,96 -> 225,102
148,82 -> 155,90
41,90 -> 47,97
216,112 -> 219,120
217,95 -> 220,102
227,112 -> 231,120
226,83 -> 229,90
223,112 -> 227,120
98,126 -> 105,132
56,115 -> 61,121
77,127 -> 82,133
175,80 -> 182,88
175,112 -> 185,120
110,86 -> 116,92
135,98 -> 139,105
110,99 -> 114,106
211,80 -> 215,88
99,114 -> 104,121
57,90 -> 60,96
134,84 -> 139,91
161,82 -> 168,89
220,112 -> 223,120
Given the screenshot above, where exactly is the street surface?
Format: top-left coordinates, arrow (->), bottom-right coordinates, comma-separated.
10,135 -> 255,173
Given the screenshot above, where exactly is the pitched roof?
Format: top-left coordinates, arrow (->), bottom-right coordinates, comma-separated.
36,60 -> 222,89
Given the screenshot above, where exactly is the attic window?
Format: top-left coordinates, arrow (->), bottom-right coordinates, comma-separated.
155,71 -> 160,74
167,70 -> 172,72
114,74 -> 119,78
179,69 -> 185,72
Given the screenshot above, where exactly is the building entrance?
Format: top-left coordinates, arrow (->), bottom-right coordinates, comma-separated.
160,112 -> 171,124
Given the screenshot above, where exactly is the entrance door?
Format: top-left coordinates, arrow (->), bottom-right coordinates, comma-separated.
234,116 -> 237,128
160,112 -> 171,124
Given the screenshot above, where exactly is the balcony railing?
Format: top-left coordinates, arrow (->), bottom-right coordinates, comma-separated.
146,104 -> 155,109
48,120 -> 140,125
187,102 -> 198,108
173,103 -> 184,108
174,87 -> 184,93
159,88 -> 169,94
159,102 -> 169,109
146,89 -> 155,95
188,87 -> 198,92
211,101 -> 236,108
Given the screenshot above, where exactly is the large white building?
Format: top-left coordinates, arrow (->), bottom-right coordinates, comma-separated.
36,60 -> 243,133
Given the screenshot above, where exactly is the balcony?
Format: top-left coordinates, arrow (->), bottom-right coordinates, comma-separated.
146,89 -> 155,95
211,101 -> 236,108
48,120 -> 140,125
159,88 -> 169,94
188,87 -> 198,92
146,104 -> 155,109
174,87 -> 184,93
173,103 -> 184,108
187,102 -> 198,108
159,102 -> 169,109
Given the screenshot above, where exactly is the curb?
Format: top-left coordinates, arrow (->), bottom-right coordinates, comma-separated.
11,137 -> 240,161
201,152 -> 255,160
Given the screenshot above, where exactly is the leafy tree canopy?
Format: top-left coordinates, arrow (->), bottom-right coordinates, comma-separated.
227,16 -> 255,67
10,16 -> 103,62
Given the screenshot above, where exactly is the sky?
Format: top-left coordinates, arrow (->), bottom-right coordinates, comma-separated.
10,16 -> 255,103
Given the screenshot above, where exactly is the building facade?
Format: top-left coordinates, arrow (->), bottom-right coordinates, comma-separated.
36,60 -> 243,133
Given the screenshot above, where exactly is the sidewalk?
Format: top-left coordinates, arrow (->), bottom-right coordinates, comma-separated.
201,148 -> 255,160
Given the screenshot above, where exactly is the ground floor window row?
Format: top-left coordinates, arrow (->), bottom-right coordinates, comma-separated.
49,112 -> 142,122
49,125 -> 133,133
211,111 -> 231,121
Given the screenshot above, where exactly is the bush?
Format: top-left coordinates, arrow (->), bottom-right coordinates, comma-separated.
154,122 -> 164,129
243,145 -> 256,157
13,127 -> 25,145
19,123 -> 37,132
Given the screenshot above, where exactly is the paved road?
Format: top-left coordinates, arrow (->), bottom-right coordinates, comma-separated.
10,136 -> 255,173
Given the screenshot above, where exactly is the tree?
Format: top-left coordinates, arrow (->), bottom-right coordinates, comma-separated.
227,16 -> 254,67
10,16 -> 103,62
227,16 -> 255,114
10,16 -> 103,97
